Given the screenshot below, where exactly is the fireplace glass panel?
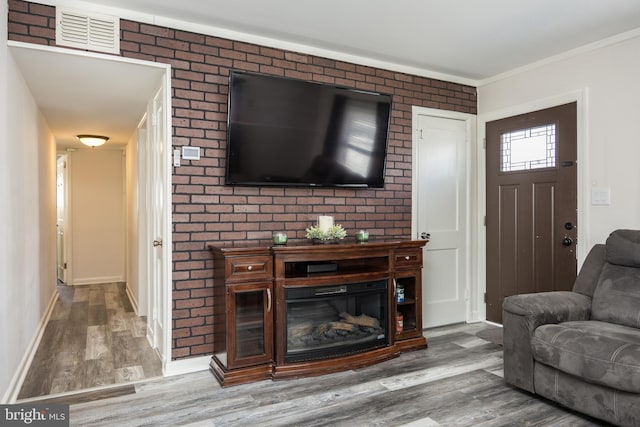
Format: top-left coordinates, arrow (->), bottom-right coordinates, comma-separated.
285,280 -> 388,363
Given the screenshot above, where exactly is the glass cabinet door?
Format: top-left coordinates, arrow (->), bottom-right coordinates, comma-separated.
394,271 -> 422,339
229,282 -> 273,368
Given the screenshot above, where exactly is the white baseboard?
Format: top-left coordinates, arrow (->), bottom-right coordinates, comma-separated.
72,276 -> 125,286
164,355 -> 211,377
2,290 -> 59,404
483,320 -> 503,328
125,284 -> 139,315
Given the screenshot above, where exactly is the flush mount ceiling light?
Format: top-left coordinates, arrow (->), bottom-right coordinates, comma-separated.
76,134 -> 109,147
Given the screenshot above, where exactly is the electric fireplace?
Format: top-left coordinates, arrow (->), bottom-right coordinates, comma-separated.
285,280 -> 389,363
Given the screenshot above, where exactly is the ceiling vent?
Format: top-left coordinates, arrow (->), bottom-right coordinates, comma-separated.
56,8 -> 120,54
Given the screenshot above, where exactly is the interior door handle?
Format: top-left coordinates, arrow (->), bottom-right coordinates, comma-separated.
153,239 -> 163,247
562,236 -> 573,246
420,232 -> 430,240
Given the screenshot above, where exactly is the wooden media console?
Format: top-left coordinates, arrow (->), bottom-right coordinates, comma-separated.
209,239 -> 427,386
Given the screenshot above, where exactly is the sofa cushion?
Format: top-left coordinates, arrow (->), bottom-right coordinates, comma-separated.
591,263 -> 640,328
531,320 -> 640,393
605,229 -> 640,268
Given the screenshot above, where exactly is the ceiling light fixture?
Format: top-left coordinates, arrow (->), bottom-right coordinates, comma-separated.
76,134 -> 109,147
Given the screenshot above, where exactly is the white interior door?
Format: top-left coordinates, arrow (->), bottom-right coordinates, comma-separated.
145,84 -> 170,364
56,154 -> 68,284
414,112 -> 469,328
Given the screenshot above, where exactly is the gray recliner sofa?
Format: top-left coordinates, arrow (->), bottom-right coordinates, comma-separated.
503,229 -> 640,426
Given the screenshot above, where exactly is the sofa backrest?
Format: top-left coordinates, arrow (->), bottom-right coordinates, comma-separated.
591,229 -> 640,328
572,244 -> 605,298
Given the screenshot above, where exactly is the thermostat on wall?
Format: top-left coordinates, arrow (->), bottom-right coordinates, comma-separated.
182,146 -> 200,160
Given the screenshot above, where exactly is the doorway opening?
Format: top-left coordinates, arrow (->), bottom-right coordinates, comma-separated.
9,42 -> 172,399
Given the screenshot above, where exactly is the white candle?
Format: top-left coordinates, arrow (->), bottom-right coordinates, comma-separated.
318,215 -> 334,233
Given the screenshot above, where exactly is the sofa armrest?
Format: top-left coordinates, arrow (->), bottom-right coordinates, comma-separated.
502,291 -> 591,393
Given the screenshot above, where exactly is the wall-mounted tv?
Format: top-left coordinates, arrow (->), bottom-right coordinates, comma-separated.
225,71 -> 392,188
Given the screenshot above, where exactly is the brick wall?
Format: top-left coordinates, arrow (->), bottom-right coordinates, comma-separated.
9,0 -> 477,359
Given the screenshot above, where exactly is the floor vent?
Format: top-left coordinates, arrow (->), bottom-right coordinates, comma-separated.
56,7 -> 120,54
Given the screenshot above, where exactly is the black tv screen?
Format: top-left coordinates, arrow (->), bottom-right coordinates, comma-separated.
225,71 -> 392,188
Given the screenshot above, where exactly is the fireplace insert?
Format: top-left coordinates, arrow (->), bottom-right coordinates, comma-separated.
285,279 -> 389,363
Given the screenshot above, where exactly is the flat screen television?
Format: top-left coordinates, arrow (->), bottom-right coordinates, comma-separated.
225,71 -> 392,188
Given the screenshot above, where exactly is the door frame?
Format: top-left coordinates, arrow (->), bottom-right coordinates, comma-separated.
477,90 -> 588,322
12,42 -> 173,372
411,106 -> 477,324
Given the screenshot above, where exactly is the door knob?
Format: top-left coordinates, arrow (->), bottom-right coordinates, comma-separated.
562,236 -> 573,246
153,239 -> 163,247
420,232 -> 431,240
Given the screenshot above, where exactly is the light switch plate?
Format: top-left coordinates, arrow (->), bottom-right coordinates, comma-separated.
182,146 -> 200,160
591,187 -> 611,205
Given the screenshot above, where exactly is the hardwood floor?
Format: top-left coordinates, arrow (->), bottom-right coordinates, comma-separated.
17,283 -> 162,400
32,322 -> 607,426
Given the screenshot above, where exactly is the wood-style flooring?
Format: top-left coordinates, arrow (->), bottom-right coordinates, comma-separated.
17,283 -> 162,400
32,322 -> 608,426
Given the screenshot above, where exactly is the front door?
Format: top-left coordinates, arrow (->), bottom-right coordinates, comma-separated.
414,111 -> 469,328
485,102 -> 577,323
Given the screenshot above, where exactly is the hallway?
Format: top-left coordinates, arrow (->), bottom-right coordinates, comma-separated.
17,283 -> 162,400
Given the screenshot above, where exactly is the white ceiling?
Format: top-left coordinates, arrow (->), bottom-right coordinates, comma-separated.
10,45 -> 165,148
11,0 -> 640,150
85,0 -> 640,80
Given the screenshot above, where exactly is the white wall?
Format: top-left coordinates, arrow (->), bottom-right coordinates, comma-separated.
0,4 -> 58,400
69,149 -> 126,285
478,31 -> 640,254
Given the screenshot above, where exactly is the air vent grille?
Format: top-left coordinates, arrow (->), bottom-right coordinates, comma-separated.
56,8 -> 120,54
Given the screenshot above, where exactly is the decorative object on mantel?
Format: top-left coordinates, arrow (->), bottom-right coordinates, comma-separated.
355,230 -> 369,243
305,215 -> 347,243
272,232 -> 288,245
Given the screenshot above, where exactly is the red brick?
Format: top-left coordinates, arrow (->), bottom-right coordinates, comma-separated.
175,298 -> 205,309
176,336 -> 204,347
9,11 -> 48,26
140,24 -> 173,38
175,30 -> 205,44
172,328 -> 191,339
8,0 -> 28,13
122,31 -> 155,45
284,52 -> 308,63
190,344 -> 214,355
141,44 -> 174,58
172,347 -> 191,358
205,36 -> 233,49
233,41 -> 260,54
260,46 -> 285,59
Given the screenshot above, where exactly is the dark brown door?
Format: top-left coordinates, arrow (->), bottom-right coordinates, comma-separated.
486,102 -> 577,323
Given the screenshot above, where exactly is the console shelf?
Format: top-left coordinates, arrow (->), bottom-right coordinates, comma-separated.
209,239 -> 427,386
